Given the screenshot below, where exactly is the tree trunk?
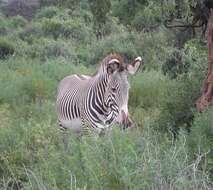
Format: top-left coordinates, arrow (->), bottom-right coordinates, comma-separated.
196,9 -> 213,112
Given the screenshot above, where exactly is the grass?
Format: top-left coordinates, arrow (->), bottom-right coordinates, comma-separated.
0,99 -> 212,190
0,54 -> 212,189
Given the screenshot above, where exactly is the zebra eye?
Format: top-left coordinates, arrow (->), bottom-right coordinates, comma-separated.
111,87 -> 117,92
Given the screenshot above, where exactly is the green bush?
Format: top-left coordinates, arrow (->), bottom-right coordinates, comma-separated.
0,38 -> 15,59
102,16 -> 127,36
21,38 -> 78,61
19,23 -> 43,43
61,19 -> 95,43
0,120 -> 212,189
41,17 -> 95,43
10,15 -> 28,28
0,15 -> 27,36
129,70 -> 169,109
88,32 -> 139,65
154,75 -> 200,134
154,38 -> 208,134
134,29 -> 173,70
0,16 -> 8,35
0,59 -> 55,107
132,1 -> 162,31
42,18 -> 63,39
36,6 -> 60,19
112,0 -> 140,26
162,49 -> 187,79
162,39 -> 208,79
38,58 -> 92,81
88,29 -> 171,69
188,109 -> 213,179
0,104 -> 12,128
128,70 -> 174,131
183,39 -> 208,75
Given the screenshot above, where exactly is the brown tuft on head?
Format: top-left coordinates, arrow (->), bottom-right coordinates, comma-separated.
100,53 -> 124,64
107,53 -> 124,65
101,53 -> 125,74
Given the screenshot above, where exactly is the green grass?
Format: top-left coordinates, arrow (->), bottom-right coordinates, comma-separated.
0,107 -> 212,189
0,55 -> 212,189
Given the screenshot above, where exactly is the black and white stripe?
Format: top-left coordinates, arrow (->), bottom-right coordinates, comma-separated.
56,58 -> 121,135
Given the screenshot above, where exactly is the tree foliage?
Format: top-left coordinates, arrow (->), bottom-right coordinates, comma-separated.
89,0 -> 111,25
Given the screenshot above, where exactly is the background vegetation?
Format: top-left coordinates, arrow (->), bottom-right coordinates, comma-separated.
0,0 -> 212,189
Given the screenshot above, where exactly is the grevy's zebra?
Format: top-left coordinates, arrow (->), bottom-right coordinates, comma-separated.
56,53 -> 142,135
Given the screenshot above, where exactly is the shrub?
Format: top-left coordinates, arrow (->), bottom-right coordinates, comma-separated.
0,38 -> 15,59
22,38 -> 78,61
128,70 -> 173,130
39,0 -> 79,9
0,15 -> 27,36
102,16 -> 127,36
162,49 -> 190,79
0,65 -> 30,105
19,23 -> 43,43
131,1 -> 162,31
10,15 -> 27,28
154,75 -> 200,134
71,8 -> 93,25
112,0 -> 139,26
42,18 -> 63,39
36,6 -> 60,19
183,39 -> 208,75
18,68 -> 56,103
88,32 -> 139,65
0,59 -> 55,107
38,58 -> 92,81
153,38 -> 208,134
0,16 -> 8,35
162,39 -> 208,79
88,28 -> 171,70
129,70 -> 169,109
0,118 -> 60,188
134,29 -> 173,70
0,122 -> 212,189
61,19 -> 95,43
41,17 -> 95,43
0,104 -> 12,129
188,109 -> 213,179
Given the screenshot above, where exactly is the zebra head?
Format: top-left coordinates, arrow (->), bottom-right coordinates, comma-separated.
103,54 -> 142,129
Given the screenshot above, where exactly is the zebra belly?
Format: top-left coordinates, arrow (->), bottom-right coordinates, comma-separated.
60,118 -> 83,132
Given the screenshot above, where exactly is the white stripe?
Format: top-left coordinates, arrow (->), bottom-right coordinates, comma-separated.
135,56 -> 142,62
109,59 -> 120,64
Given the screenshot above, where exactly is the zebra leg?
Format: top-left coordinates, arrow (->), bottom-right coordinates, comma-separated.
59,122 -> 69,150
62,129 -> 69,150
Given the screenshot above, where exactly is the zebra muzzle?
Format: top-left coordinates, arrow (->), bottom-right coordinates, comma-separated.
120,110 -> 134,129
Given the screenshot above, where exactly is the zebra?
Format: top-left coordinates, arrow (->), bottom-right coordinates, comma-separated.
56,53 -> 142,137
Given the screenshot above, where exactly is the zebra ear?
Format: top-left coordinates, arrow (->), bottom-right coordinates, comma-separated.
107,59 -> 120,74
127,56 -> 142,75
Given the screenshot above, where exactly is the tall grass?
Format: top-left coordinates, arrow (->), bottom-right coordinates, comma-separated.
0,109 -> 212,189
0,55 -> 212,189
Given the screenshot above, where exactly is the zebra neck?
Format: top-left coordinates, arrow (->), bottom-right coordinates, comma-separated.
95,72 -> 109,104
87,73 -> 117,127
91,73 -> 109,114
